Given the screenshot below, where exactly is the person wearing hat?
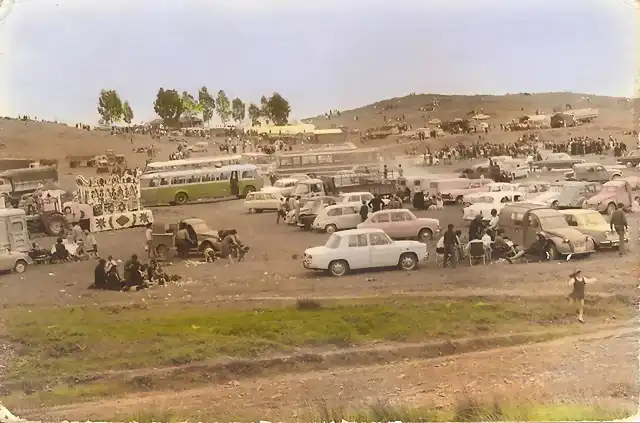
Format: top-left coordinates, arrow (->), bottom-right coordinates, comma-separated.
568,268 -> 596,323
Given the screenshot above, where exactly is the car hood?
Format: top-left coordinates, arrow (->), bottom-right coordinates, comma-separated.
579,224 -> 610,233
531,192 -> 560,203
262,186 -> 285,193
543,227 -> 585,240
304,246 -> 331,256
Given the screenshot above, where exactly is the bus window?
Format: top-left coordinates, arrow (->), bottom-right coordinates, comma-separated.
241,170 -> 255,179
302,155 -> 317,165
292,156 -> 302,166
318,154 -> 332,164
280,157 -> 293,167
160,178 -> 169,186
218,172 -> 230,181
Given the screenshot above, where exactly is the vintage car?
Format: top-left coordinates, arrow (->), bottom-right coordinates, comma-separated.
0,250 -> 31,273
583,180 -> 639,215
559,209 -> 627,249
498,203 -> 595,260
302,228 -> 428,277
563,163 -> 622,182
616,150 -> 640,168
428,178 -> 494,204
462,182 -> 518,204
462,191 -> 526,222
151,218 -> 220,259
531,153 -> 585,171
187,141 -> 209,153
243,191 -> 283,213
311,203 -> 362,233
261,177 -> 299,197
527,182 -> 568,206
553,181 -> 602,209
337,191 -> 391,207
357,209 -> 440,241
515,181 -> 550,195
287,196 -> 338,228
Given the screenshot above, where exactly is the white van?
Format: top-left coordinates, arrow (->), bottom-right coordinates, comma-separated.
311,203 -> 362,233
501,159 -> 530,180
261,178 -> 299,197
244,191 -> 283,213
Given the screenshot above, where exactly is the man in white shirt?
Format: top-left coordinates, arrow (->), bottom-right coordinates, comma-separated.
488,208 -> 499,230
144,224 -> 153,258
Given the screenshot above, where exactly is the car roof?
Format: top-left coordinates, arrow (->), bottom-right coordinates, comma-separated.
334,228 -> 385,236
371,208 -> 412,215
325,202 -> 359,209
558,209 -> 598,216
340,191 -> 372,196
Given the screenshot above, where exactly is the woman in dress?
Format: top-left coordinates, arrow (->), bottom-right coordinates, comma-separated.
568,268 -> 596,323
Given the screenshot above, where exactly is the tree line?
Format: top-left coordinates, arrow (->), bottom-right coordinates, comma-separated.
97,87 -> 291,127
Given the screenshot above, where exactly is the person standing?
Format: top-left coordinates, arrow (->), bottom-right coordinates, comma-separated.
359,200 -> 369,222
144,224 -> 153,258
609,202 -> 628,256
567,268 -> 596,323
442,224 -> 459,269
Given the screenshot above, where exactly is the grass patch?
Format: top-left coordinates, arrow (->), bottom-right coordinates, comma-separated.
108,396 -> 634,422
2,296 -> 632,392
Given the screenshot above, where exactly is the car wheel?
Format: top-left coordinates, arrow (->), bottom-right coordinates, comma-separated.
542,166 -> 550,172
325,224 -> 338,234
606,202 -> 616,215
418,228 -> 433,242
612,174 -> 620,180
174,192 -> 189,205
545,242 -> 558,260
455,196 -> 463,204
551,200 -> 558,209
328,260 -> 349,277
398,252 -> 418,271
242,185 -> 256,197
626,161 -> 633,168
14,260 -> 27,274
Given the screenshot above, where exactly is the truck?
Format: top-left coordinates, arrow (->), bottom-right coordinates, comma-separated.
0,208 -> 33,273
0,166 -> 59,206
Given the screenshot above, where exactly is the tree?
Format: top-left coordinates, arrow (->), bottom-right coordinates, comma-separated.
260,95 -> 270,124
153,88 -> 183,126
181,91 -> 200,126
97,89 -> 123,125
264,92 -> 291,126
122,101 -> 134,125
215,90 -> 231,124
198,86 -> 215,125
248,103 -> 261,127
231,98 -> 246,124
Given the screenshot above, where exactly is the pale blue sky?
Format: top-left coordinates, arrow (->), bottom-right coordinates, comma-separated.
0,0 -> 637,124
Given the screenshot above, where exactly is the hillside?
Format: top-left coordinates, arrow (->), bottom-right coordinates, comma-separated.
305,92 -> 635,132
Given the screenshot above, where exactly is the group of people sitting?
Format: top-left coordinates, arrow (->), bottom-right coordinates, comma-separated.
91,254 -> 177,291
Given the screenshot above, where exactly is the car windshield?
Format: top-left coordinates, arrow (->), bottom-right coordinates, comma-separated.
603,185 -> 620,192
325,234 -> 341,249
577,213 -> 606,226
540,216 -> 570,229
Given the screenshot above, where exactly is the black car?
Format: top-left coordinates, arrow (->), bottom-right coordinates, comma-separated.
617,150 -> 640,168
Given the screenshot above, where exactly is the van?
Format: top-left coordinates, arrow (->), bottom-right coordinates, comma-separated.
244,191 -> 282,213
311,203 -> 362,233
498,203 -> 595,259
0,208 -> 32,273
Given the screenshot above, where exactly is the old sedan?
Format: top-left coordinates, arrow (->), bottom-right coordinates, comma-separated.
532,153 -> 585,171
559,209 -> 628,249
302,228 -> 428,277
462,192 -> 525,222
357,209 -> 440,241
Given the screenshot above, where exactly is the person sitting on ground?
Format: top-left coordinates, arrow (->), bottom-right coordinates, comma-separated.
84,230 -> 98,258
90,259 -> 108,290
203,246 -> 215,262
105,255 -> 121,283
215,229 -> 239,263
75,240 -> 87,259
53,238 -> 70,262
123,254 -> 144,289
29,241 -> 50,260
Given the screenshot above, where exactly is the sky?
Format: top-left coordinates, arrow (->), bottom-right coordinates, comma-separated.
0,0 -> 637,125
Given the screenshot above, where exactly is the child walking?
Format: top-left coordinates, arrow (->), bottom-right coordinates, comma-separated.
567,268 -> 596,323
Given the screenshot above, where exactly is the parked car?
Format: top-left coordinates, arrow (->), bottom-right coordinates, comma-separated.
462,192 -> 526,222
553,181 -> 602,209
291,196 -> 339,228
244,191 -> 283,213
462,182 -> 518,204
616,150 -> 640,168
583,180 -> 639,214
151,218 -> 220,259
532,153 -> 585,171
312,203 -> 362,233
302,228 -> 428,276
357,209 -> 440,241
0,250 -> 31,274
429,178 -> 494,204
515,181 -> 550,195
527,182 -> 568,206
261,177 -> 299,197
558,209 -> 627,249
337,191 -> 391,207
187,142 -> 208,153
498,203 -> 595,260
564,163 -> 622,182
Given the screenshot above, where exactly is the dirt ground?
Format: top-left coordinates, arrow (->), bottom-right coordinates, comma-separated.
0,93 -> 639,420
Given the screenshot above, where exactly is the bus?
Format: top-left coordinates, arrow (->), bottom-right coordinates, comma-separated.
274,147 -> 382,177
143,154 -> 242,174
241,152 -> 276,174
139,164 -> 263,206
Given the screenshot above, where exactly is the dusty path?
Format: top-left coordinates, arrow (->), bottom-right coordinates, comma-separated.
28,326 -> 639,421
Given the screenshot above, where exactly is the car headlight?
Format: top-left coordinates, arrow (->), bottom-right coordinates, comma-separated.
563,238 -> 569,243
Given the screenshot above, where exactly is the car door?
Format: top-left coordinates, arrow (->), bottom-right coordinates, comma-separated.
372,212 -> 392,233
346,234 -> 371,269
347,194 -> 361,203
8,216 -> 28,252
388,210 -> 408,238
340,206 -> 362,229
368,232 -> 396,267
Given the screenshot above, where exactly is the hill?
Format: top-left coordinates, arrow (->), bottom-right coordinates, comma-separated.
304,92 -> 635,132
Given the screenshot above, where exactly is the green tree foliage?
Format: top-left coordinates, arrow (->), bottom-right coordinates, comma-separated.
153,88 -> 183,126
262,92 -> 291,126
215,90 -> 232,124
181,91 -> 200,126
198,86 -> 215,125
247,103 -> 261,127
97,89 -> 123,125
122,101 -> 134,125
259,95 -> 270,124
231,98 -> 246,124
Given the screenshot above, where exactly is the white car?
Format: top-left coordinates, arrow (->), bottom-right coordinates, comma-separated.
528,183 -> 566,206
261,177 -> 300,197
462,192 -> 525,222
501,159 -> 530,180
312,203 -> 362,233
302,228 -> 428,276
462,183 -> 518,204
337,192 -> 391,207
244,191 -> 283,213
187,142 -> 208,153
